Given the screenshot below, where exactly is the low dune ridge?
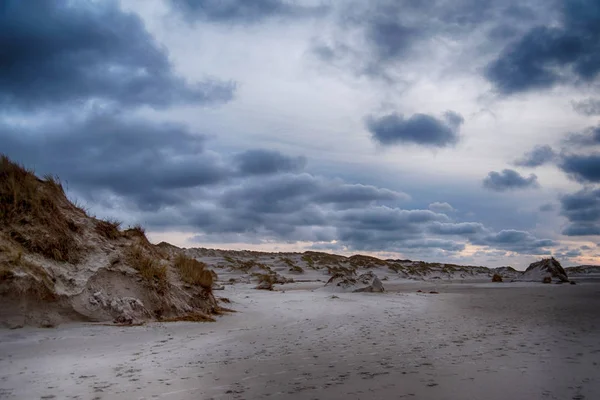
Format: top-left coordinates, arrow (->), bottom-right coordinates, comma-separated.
2,154 -> 597,328
0,155 -> 224,328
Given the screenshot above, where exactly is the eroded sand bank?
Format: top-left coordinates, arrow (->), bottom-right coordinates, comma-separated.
1,282 -> 599,399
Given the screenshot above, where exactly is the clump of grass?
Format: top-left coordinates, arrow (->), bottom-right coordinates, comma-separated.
95,218 -> 122,240
280,257 -> 295,267
125,245 -> 167,289
0,155 -> 81,263
348,254 -> 387,268
289,265 -> 304,273
173,254 -> 214,289
162,312 -> 216,323
124,224 -> 147,240
301,254 -> 315,269
238,259 -> 269,273
0,266 -> 15,282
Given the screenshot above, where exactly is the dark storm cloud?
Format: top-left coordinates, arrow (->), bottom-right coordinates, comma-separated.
402,239 -> 465,252
219,174 -> 408,215
429,222 -> 485,235
0,0 -> 234,111
366,111 -> 463,147
486,0 -> 600,93
514,145 -> 557,167
564,125 -> 600,146
169,0 -> 328,24
560,153 -> 600,183
572,98 -> 600,116
0,113 -> 231,211
472,230 -> 555,254
314,0 -> 553,82
234,149 -> 306,175
560,188 -> 600,236
482,169 -> 539,191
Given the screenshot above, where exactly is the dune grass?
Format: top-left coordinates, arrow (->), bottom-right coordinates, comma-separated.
0,155 -> 81,263
173,254 -> 214,289
95,218 -> 122,240
125,245 -> 167,289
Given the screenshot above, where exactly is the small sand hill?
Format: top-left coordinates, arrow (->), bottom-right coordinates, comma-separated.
566,265 -> 600,277
520,257 -> 569,283
0,155 -> 224,328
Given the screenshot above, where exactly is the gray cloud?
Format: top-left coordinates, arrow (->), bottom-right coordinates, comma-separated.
0,0 -> 234,111
0,113 -> 231,211
429,202 -> 456,213
314,0 -> 553,82
472,229 -> 555,254
514,145 -> 556,167
486,0 -> 600,93
234,149 -> 306,175
572,98 -> 600,116
539,203 -> 555,212
482,169 -> 540,191
564,125 -> 600,146
429,222 -> 485,235
560,153 -> 600,183
366,111 -> 463,147
560,188 -> 600,236
169,0 -> 328,24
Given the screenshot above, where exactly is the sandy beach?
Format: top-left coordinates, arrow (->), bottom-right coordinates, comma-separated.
1,281 -> 599,400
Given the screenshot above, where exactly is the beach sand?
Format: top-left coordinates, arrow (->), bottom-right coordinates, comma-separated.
1,281 -> 599,399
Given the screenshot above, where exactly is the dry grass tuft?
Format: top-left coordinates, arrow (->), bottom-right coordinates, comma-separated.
0,155 -> 81,263
125,224 -> 147,239
173,254 -> 214,289
0,266 -> 15,282
492,273 -> 503,282
125,246 -> 167,289
162,312 -> 216,323
95,218 -> 122,240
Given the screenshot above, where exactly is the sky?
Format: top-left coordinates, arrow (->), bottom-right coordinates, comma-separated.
1,0 -> 600,269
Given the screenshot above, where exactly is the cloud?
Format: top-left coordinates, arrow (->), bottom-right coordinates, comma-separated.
429,202 -> 456,213
539,203 -> 555,212
472,229 -> 555,254
560,188 -> 600,236
429,222 -> 485,235
365,19 -> 422,62
168,0 -> 328,24
0,0 -> 234,111
234,149 -> 306,175
485,0 -> 600,93
0,113 -> 231,211
366,111 -> 464,147
560,153 -> 600,183
564,124 -> 600,146
572,98 -> 600,116
482,169 -> 540,191
514,145 -> 556,167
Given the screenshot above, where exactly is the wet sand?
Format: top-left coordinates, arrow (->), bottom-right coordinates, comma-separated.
1,282 -> 599,399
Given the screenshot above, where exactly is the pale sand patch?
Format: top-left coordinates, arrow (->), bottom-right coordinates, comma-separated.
1,283 -> 599,399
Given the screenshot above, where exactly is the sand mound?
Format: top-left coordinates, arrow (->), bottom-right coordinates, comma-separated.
324,271 -> 384,293
0,155 -> 222,328
519,258 -> 569,283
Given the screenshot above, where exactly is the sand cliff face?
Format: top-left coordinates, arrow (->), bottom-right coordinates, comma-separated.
519,258 -> 569,283
0,156 -> 221,328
